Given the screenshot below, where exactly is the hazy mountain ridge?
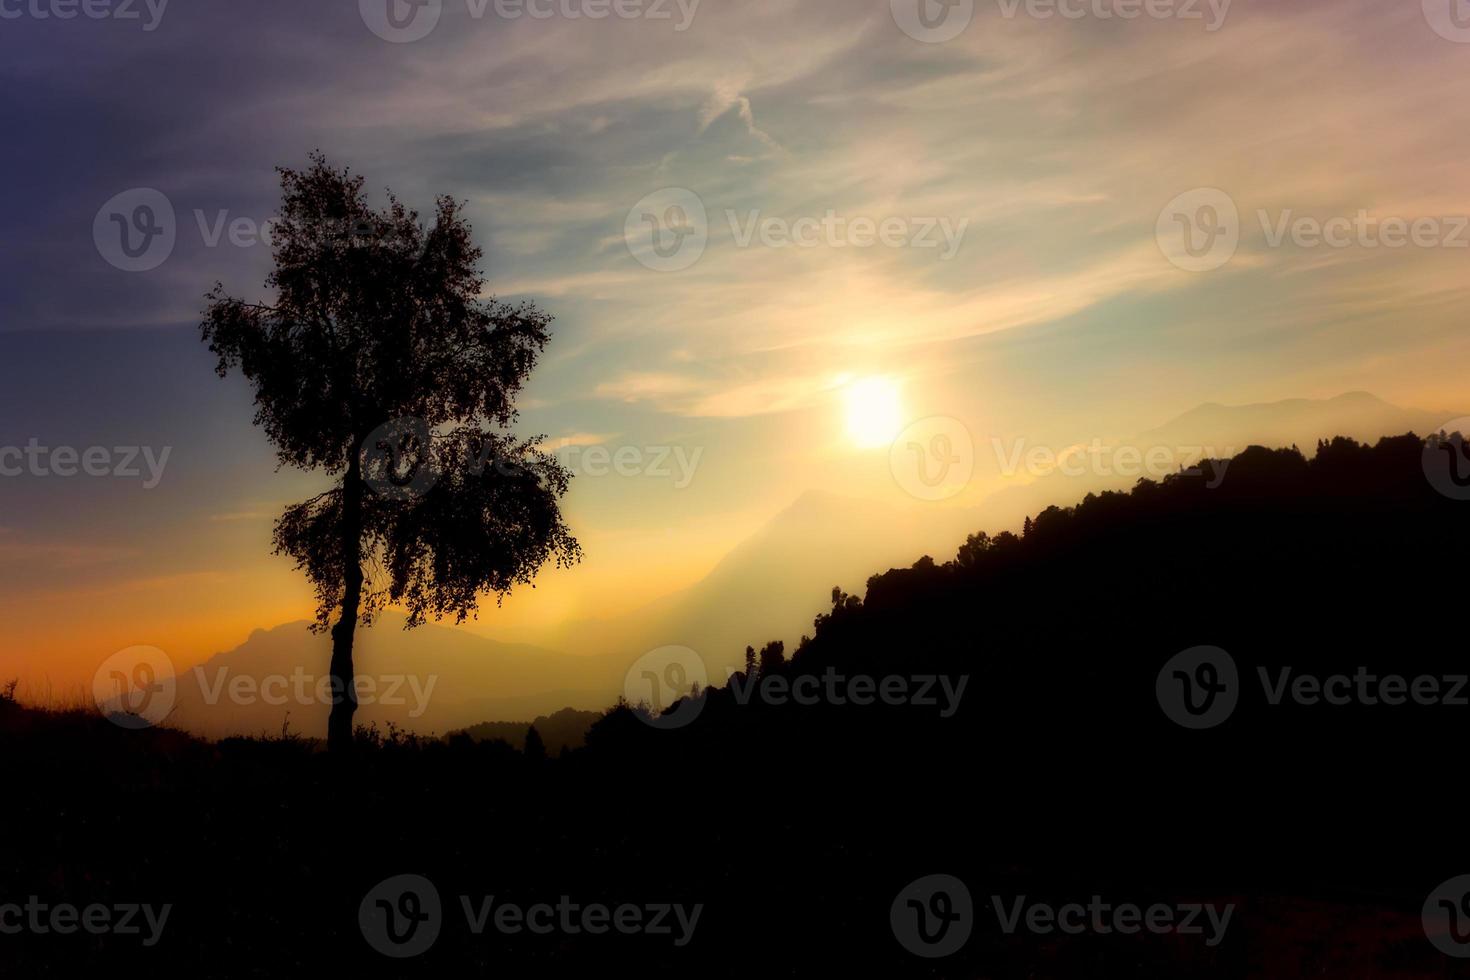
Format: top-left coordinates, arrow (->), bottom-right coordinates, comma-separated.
1141,391 -> 1457,450
169,613 -> 614,737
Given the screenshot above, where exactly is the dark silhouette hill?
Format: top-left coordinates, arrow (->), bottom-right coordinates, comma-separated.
5,431 -> 1468,976
598,433 -> 1469,854
449,707 -> 600,754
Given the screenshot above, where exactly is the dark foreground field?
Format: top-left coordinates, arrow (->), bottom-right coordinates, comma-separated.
5,433 -> 1470,978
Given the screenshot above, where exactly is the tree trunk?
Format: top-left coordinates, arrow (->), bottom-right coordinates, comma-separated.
327,448 -> 365,754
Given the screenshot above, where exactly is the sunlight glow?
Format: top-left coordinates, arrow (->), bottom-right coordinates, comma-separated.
843,377 -> 903,450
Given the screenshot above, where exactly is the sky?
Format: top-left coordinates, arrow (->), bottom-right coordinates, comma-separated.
3,0 -> 1470,691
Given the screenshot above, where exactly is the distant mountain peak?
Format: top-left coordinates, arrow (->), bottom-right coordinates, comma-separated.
1328,390 -> 1388,405
1137,391 -> 1457,460
1151,391 -> 1415,432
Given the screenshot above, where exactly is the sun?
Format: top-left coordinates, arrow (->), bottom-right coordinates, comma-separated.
843,377 -> 903,450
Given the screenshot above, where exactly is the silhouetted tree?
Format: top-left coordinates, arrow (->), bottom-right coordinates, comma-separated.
956,531 -> 991,568
744,645 -> 757,679
201,154 -> 581,752
758,640 -> 786,674
523,725 -> 546,762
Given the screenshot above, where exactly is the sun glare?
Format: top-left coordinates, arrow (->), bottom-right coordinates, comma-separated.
843,377 -> 903,450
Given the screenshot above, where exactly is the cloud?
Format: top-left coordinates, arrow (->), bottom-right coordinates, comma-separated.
698,83 -> 783,155
544,432 -> 619,450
